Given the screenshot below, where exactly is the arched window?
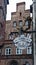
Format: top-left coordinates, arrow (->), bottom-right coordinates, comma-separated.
13,21 -> 17,27
25,20 -> 28,26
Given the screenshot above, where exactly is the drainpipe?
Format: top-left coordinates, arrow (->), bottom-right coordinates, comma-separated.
33,0 -> 36,65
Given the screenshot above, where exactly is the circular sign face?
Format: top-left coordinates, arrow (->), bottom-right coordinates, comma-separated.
13,34 -> 32,49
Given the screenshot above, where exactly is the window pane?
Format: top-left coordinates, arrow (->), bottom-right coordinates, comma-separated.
5,48 -> 8,55
25,21 -> 28,26
5,48 -> 11,55
17,48 -> 19,53
16,48 -> 22,54
19,20 -> 23,27
20,22 -> 22,26
27,47 -> 32,54
9,48 -> 11,54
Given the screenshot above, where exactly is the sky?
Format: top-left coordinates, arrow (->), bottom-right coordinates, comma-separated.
6,0 -> 33,20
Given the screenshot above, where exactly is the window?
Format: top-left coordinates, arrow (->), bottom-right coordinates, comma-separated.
27,47 -> 32,54
25,20 -> 28,26
19,20 -> 23,27
5,48 -> 11,55
25,18 -> 31,30
13,21 -> 17,27
27,33 -> 32,39
8,32 -> 14,40
8,34 -> 13,40
25,20 -> 30,30
16,48 -> 22,54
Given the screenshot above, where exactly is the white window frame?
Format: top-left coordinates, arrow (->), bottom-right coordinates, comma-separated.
16,48 -> 22,55
5,48 -> 11,55
27,46 -> 32,54
0,24 -> 1,28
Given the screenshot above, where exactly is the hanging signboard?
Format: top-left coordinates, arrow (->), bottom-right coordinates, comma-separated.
13,34 -> 32,49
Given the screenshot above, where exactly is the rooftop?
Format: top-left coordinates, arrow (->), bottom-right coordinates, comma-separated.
17,2 -> 25,6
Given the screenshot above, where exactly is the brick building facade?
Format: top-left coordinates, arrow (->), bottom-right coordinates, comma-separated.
0,1 -> 33,65
0,0 -> 9,42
